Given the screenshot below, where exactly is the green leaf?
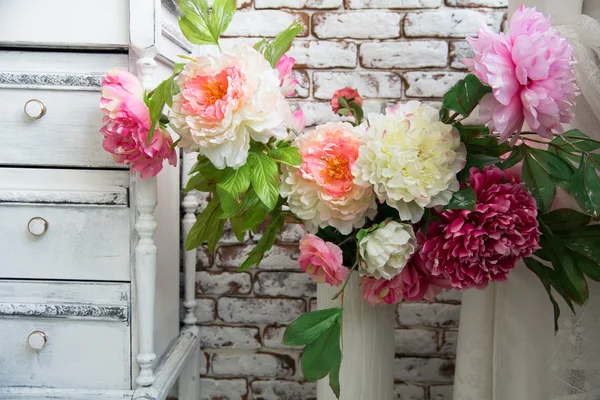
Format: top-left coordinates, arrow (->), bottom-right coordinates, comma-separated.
253,38 -> 268,53
556,225 -> 600,241
185,172 -> 216,193
238,206 -> 284,271
348,102 -> 364,124
184,196 -> 223,251
216,164 -> 251,215
228,190 -> 271,231
283,308 -> 343,346
263,20 -> 304,68
457,154 -> 501,182
268,146 -> 302,167
445,187 -> 477,211
248,153 -> 280,210
528,147 -> 574,181
567,246 -> 600,281
465,137 -> 512,157
559,129 -> 600,152
498,145 -> 524,170
524,257 -> 562,331
302,320 -> 342,382
328,345 -> 342,399
190,155 -> 228,181
441,74 -> 492,118
146,78 -> 172,144
521,152 -> 556,212
454,124 -> 489,142
209,0 -> 236,41
177,0 -> 216,45
572,154 -> 600,218
541,209 -> 591,234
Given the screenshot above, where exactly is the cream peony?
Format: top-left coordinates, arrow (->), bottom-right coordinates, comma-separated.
358,221 -> 417,280
170,46 -> 291,169
280,122 -> 377,235
352,101 -> 466,222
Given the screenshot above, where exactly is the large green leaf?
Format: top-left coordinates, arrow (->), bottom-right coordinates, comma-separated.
445,187 -> 477,211
209,0 -> 236,40
521,152 -> 556,212
541,209 -> 591,234
177,0 -> 216,45
301,320 -> 342,382
184,196 -> 224,252
216,164 -> 251,215
238,206 -> 284,271
185,172 -> 216,193
571,154 -> 600,218
465,137 -> 512,157
567,246 -> 600,281
457,154 -> 501,182
262,20 -> 305,68
498,145 -> 524,170
559,129 -> 600,152
556,225 -> 600,241
441,74 -> 492,118
528,147 -> 574,181
524,257 -> 563,331
247,153 -> 280,210
228,189 -> 271,236
268,146 -> 302,167
146,77 -> 174,144
283,308 -> 343,346
454,124 -> 489,142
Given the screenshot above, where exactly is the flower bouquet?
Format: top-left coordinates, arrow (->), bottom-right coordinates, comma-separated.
100,2 -> 600,398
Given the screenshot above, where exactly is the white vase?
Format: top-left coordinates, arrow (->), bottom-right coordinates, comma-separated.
317,273 -> 395,400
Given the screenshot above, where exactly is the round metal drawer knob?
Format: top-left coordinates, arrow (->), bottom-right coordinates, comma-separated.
28,217 -> 48,236
24,99 -> 47,120
27,331 -> 47,351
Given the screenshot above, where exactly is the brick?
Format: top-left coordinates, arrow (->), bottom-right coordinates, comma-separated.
211,353 -> 296,377
255,0 -> 342,9
450,41 -> 474,70
395,329 -> 438,356
360,41 -> 448,69
207,0 -> 252,8
195,297 -> 216,323
199,378 -> 248,400
394,383 -> 426,400
397,303 -> 461,328
216,244 -> 301,270
200,352 -> 209,375
200,326 -> 261,349
224,11 -> 309,37
252,380 -> 317,400
221,221 -> 249,244
439,331 -> 458,356
197,246 -> 214,270
404,10 -> 504,37
348,0 -> 441,8
218,297 -> 305,324
312,11 -> 402,39
430,385 -> 454,400
289,41 -> 357,68
435,289 -> 462,303
292,70 -> 310,98
309,298 -> 318,312
254,271 -> 316,297
446,0 -> 506,6
196,271 -> 252,295
313,71 -> 402,99
277,223 -> 306,243
263,325 -> 301,349
290,100 -> 382,126
395,357 -> 455,383
404,72 -> 465,98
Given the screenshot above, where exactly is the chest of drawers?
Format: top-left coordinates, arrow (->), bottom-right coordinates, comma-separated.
0,1 -> 202,399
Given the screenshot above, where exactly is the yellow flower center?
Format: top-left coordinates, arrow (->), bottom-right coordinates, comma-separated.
203,79 -> 227,105
322,154 -> 351,182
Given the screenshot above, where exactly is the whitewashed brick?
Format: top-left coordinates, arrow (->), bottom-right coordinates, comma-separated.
211,353 -> 296,377
290,100 -> 382,126
360,41 -> 448,69
256,0 -> 342,9
395,357 -> 455,383
349,0 -> 441,8
309,298 -> 317,311
207,0 -> 252,8
200,352 -> 209,375
194,297 -> 216,323
263,326 -> 295,349
397,303 -> 461,328
430,385 -> 454,400
216,244 -> 300,270
292,71 -> 310,98
254,271 -> 316,297
218,297 -> 305,324
199,378 -> 248,400
196,271 -> 252,295
224,11 -> 308,37
439,331 -> 458,356
435,289 -> 462,303
196,246 -> 214,269
447,0 -> 506,7
404,10 -> 504,37
200,326 -> 261,349
314,71 -> 402,99
312,11 -> 402,39
277,223 -> 306,243
404,72 -> 465,98
252,380 -> 317,400
289,41 -> 357,68
394,383 -> 426,400
450,41 -> 474,70
395,329 -> 438,355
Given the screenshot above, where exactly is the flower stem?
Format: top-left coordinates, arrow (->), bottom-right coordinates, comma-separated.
332,259 -> 359,301
337,236 -> 354,247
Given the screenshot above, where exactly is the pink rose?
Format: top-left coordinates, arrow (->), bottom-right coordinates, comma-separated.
275,54 -> 298,97
298,234 -> 348,287
100,69 -> 177,178
330,87 -> 363,116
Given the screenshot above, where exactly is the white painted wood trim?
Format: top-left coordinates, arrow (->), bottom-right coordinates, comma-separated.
178,343 -> 201,400
0,388 -> 133,400
182,153 -> 199,327
317,274 -> 395,400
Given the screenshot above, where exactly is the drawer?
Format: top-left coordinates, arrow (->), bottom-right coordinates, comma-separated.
0,1 -> 129,49
0,204 -> 131,281
0,280 -> 131,389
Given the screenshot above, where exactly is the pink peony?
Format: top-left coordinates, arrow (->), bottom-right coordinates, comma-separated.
330,87 -> 363,116
275,54 -> 299,97
291,109 -> 306,134
420,166 -> 541,290
298,234 -> 348,287
100,69 -> 177,179
465,5 -> 577,142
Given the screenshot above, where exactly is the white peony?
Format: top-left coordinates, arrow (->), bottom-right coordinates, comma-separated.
352,101 -> 466,222
170,46 -> 291,169
358,221 -> 417,280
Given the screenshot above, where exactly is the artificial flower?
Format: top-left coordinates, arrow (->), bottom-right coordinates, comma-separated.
100,69 -> 177,179
330,87 -> 363,116
352,101 -> 466,222
170,46 -> 291,169
358,221 -> 417,280
290,109 -> 306,134
280,122 -> 377,235
275,54 -> 298,97
299,234 -> 348,287
420,166 -> 541,290
465,5 -> 577,142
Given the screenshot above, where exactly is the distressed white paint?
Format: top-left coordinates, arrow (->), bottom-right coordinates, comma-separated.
182,153 -> 200,327
0,387 -> 133,400
0,51 -> 129,74
317,274 -> 395,400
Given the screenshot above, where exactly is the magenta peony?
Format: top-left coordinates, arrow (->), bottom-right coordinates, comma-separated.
100,69 -> 177,179
330,87 -> 363,116
420,166 -> 541,290
465,5 -> 577,142
299,234 -> 348,287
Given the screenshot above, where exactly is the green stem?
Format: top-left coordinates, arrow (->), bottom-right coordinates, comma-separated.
332,249 -> 360,301
336,236 -> 354,247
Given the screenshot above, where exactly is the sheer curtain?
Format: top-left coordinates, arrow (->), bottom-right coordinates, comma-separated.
453,1 -> 600,399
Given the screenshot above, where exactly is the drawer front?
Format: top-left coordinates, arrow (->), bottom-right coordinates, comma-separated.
0,280 -> 131,389
0,204 -> 131,281
0,0 -> 129,49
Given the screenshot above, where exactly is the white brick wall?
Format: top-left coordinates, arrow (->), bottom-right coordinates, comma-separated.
185,1 -> 507,398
